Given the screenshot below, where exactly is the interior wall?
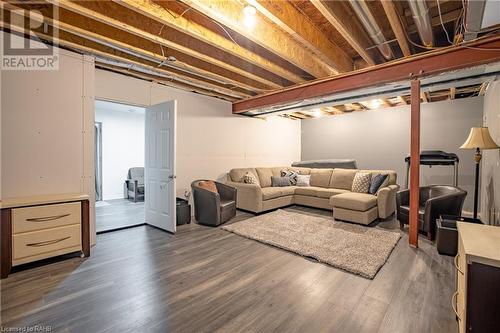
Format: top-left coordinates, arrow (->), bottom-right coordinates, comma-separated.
1,47 -> 95,242
95,107 -> 145,200
481,80 -> 500,225
301,97 -> 484,212
95,69 -> 301,199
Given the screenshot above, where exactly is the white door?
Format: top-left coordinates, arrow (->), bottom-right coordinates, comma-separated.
145,100 -> 177,233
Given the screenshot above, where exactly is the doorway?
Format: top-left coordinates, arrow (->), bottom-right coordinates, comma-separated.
94,99 -> 177,234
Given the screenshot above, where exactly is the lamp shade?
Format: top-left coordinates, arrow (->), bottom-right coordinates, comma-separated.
460,127 -> 500,150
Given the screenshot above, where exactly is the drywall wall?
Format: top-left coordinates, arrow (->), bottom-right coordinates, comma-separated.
95,69 -> 301,200
95,107 -> 145,200
1,47 -> 95,241
301,97 -> 484,212
481,80 -> 500,225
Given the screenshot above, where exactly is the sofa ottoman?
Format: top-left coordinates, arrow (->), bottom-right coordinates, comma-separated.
330,192 -> 378,225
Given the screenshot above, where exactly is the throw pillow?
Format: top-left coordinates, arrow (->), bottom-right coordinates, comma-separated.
296,175 -> 311,187
369,174 -> 389,195
351,172 -> 371,193
198,180 -> 218,193
281,170 -> 298,185
243,172 -> 258,185
271,176 -> 292,187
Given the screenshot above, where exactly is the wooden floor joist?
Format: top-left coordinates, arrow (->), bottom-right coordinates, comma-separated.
114,0 -> 306,84
310,0 -> 380,66
180,0 -> 336,79
233,35 -> 500,113
47,0 -> 284,90
1,20 -> 247,101
246,0 -> 353,73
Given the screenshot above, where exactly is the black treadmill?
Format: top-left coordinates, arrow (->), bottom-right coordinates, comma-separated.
405,150 -> 459,188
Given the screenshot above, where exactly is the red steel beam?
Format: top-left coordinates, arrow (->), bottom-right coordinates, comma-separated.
233,35 -> 500,113
409,80 -> 420,248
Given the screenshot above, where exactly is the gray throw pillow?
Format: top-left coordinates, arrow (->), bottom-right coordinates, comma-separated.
296,175 -> 310,187
369,174 -> 389,195
281,170 -> 298,185
271,176 -> 292,187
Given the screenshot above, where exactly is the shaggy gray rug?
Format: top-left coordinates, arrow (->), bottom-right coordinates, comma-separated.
222,210 -> 401,279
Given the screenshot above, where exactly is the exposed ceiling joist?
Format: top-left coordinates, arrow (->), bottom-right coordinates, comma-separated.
380,0 -> 412,57
246,0 -> 353,73
48,0 -> 282,90
310,0 -> 381,66
232,35 -> 500,113
180,0 -> 336,79
114,0 -> 306,84
1,17 -> 246,101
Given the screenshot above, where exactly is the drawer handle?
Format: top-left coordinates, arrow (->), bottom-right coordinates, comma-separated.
452,291 -> 461,321
26,236 -> 71,247
454,254 -> 464,275
26,214 -> 71,222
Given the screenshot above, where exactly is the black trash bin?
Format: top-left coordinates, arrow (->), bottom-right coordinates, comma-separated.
176,198 -> 191,225
436,215 -> 482,256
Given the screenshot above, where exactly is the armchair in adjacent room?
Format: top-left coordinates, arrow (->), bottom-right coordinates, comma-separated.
125,167 -> 145,203
397,185 -> 467,240
191,180 -> 237,227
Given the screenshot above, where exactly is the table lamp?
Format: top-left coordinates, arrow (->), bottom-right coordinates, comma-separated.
460,127 -> 500,219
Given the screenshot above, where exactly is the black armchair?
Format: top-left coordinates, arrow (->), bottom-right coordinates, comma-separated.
397,185 -> 467,240
125,167 -> 144,203
191,180 -> 237,227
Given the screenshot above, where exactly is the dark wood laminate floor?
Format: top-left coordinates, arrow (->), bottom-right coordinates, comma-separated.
1,206 -> 457,333
96,199 -> 145,232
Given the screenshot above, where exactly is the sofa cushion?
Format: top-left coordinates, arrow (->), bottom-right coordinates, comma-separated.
243,172 -> 259,185
362,170 -> 397,186
351,172 -> 372,193
315,188 -> 349,199
369,174 -> 389,194
330,169 -> 358,189
271,176 -> 291,187
296,175 -> 310,187
330,192 -> 377,211
255,167 -> 287,188
281,170 -> 298,185
287,167 -> 311,175
294,186 -> 321,196
229,168 -> 259,184
261,186 -> 295,200
256,168 -> 273,188
310,169 -> 333,188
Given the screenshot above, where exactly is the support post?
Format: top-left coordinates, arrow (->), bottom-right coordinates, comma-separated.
409,80 -> 421,247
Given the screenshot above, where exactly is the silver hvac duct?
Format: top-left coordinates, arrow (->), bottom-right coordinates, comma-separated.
349,0 -> 393,60
408,0 -> 434,47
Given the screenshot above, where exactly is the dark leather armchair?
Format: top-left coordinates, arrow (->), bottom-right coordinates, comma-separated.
397,185 -> 467,240
125,167 -> 145,203
191,180 -> 237,226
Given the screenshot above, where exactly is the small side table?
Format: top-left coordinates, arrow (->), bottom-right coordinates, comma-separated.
176,198 -> 191,225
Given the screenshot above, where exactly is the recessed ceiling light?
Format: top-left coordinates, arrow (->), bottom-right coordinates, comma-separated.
312,109 -> 322,118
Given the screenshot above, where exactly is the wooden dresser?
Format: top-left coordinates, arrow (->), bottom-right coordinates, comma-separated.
1,194 -> 90,279
454,222 -> 500,333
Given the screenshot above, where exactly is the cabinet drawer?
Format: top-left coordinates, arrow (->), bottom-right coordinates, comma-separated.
12,224 -> 81,262
12,202 -> 81,234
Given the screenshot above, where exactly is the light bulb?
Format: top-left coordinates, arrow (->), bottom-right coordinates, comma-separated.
312,110 -> 322,118
243,5 -> 257,28
371,99 -> 382,109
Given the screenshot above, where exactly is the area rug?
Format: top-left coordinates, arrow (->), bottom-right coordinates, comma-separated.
222,210 -> 401,279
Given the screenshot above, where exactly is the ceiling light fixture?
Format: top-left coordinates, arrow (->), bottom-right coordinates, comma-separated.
371,99 -> 382,109
242,5 -> 257,28
312,109 -> 322,118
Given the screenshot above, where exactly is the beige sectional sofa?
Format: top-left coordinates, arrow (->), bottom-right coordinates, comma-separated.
226,166 -> 399,225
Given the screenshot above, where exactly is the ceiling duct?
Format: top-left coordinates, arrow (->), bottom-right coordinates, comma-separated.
408,0 -> 434,47
349,0 -> 393,60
